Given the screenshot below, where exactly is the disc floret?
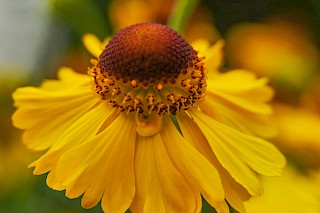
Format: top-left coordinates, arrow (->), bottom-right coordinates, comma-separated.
89,23 -> 207,115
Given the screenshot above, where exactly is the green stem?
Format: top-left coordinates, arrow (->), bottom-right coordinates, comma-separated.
167,0 -> 200,34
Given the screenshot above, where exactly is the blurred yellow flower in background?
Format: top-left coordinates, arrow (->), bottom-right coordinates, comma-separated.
272,104 -> 320,168
302,76 -> 320,115
109,0 -> 173,31
223,9 -> 320,177
225,17 -> 320,98
0,76 -> 37,209
0,142 -> 34,196
244,166 -> 320,213
12,23 -> 285,213
109,0 -> 220,43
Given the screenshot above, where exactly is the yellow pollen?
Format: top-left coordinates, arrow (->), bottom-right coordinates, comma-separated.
131,80 -> 137,88
156,83 -> 163,91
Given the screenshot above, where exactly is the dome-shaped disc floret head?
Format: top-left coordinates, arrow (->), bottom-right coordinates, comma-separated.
89,23 -> 207,115
99,23 -> 198,83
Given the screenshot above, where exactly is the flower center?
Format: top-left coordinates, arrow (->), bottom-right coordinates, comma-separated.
89,23 -> 207,116
99,23 -> 197,83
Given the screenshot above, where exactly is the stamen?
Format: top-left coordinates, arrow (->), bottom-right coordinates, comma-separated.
131,80 -> 138,88
122,94 -> 131,103
147,95 -> 155,104
90,59 -> 98,66
156,83 -> 163,91
167,94 -> 175,103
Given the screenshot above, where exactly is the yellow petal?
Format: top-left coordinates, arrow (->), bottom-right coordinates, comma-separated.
56,113 -> 136,212
46,166 -> 64,191
207,69 -> 273,94
31,103 -> 115,175
208,70 -> 261,90
82,34 -> 104,58
51,102 -> 115,151
191,39 -> 211,58
131,134 -> 201,213
135,113 -> 162,136
206,70 -> 274,115
32,150 -> 60,175
160,118 -> 226,209
191,110 -> 286,196
56,66 -> 91,86
200,95 -> 277,138
12,84 -> 91,110
12,68 -> 92,128
178,113 -> 250,213
191,39 -> 224,73
41,67 -> 87,89
205,39 -> 225,73
13,91 -> 98,151
208,84 -> 273,111
11,68 -> 100,151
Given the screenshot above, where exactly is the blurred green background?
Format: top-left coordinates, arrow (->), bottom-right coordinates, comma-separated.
1,0 -> 320,212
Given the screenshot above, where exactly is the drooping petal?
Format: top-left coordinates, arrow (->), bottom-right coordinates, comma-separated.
13,88 -> 94,129
200,95 -> 277,138
30,102 -> 115,175
201,69 -> 276,139
131,134 -> 201,213
160,118 -> 228,212
207,70 -> 266,92
12,71 -> 92,129
15,67 -> 91,102
206,70 -> 273,115
12,68 -> 98,151
191,110 -> 286,196
56,113 -> 136,213
178,113 -> 250,212
46,166 -> 64,191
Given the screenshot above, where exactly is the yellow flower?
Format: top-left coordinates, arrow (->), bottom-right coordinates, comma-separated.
225,21 -> 319,90
244,166 -> 320,213
271,104 -> 320,167
109,0 -> 220,44
109,0 -> 173,31
12,23 -> 286,213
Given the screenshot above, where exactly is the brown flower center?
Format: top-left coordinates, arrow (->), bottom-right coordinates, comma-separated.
98,23 -> 198,84
89,23 -> 207,116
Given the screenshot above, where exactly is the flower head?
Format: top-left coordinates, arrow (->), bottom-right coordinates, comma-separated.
12,23 -> 285,213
